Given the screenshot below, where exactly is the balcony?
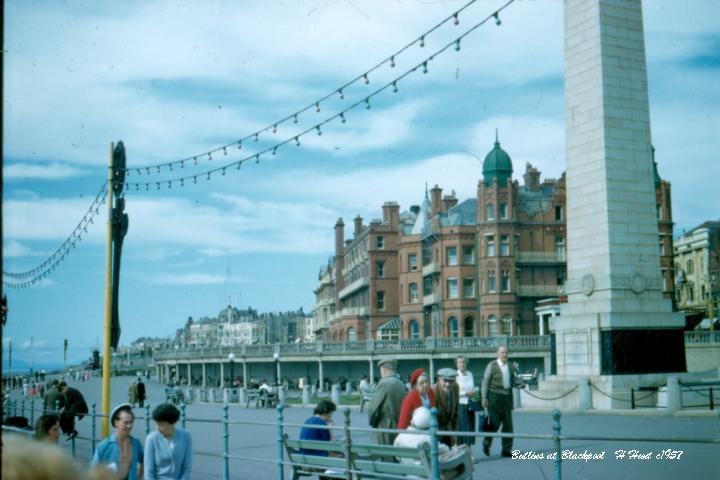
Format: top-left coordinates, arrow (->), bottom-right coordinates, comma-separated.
423,292 -> 441,306
340,306 -> 370,317
422,262 -> 441,276
338,277 -> 370,300
515,252 -> 566,264
516,285 -> 564,297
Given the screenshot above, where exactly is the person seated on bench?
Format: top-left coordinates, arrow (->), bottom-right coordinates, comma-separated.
393,407 -> 449,460
259,380 -> 275,407
299,400 -> 338,456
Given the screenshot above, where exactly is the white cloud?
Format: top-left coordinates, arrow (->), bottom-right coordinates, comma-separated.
21,339 -> 48,349
146,272 -> 245,286
2,240 -> 41,258
4,162 -> 88,180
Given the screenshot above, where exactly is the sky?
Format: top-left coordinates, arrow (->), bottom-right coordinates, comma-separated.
3,0 -> 719,371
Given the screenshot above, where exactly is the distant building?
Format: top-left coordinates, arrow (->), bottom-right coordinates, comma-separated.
674,220 -> 720,326
314,137 -> 675,340
312,257 -> 337,342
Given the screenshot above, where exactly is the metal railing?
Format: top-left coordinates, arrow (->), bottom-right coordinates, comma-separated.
4,397 -> 718,480
153,335 -> 553,361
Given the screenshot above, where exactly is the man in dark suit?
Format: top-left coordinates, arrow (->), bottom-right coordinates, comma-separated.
481,346 -> 525,457
59,381 -> 88,439
433,368 -> 460,448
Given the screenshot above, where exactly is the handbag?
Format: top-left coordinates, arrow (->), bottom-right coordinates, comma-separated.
467,399 -> 482,412
479,409 -> 493,432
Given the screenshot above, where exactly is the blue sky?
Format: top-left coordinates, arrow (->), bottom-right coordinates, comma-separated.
3,0 -> 719,370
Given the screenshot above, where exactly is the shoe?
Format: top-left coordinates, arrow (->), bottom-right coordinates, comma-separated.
67,430 -> 79,441
483,444 -> 490,457
501,451 -> 512,458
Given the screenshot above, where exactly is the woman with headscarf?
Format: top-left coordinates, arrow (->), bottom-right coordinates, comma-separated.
397,368 -> 436,430
91,403 -> 144,480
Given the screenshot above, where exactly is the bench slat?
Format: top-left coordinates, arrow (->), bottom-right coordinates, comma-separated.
285,439 -> 345,453
353,458 -> 426,476
287,453 -> 347,470
350,443 -> 422,459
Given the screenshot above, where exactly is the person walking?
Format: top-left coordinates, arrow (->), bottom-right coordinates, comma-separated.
398,368 -> 436,430
481,346 -> 525,457
137,378 -> 147,408
144,403 -> 192,480
455,355 -> 477,446
433,368 -> 459,448
366,359 -> 406,445
92,403 -> 144,480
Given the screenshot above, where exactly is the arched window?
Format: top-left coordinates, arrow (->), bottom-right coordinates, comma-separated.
488,315 -> 498,337
348,327 -> 357,342
464,316 -> 474,337
409,320 -> 420,339
502,315 -> 512,336
448,316 -> 459,338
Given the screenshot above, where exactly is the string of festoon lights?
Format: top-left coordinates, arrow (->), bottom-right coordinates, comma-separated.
118,0 -> 515,191
2,181 -> 109,289
3,0 -> 516,288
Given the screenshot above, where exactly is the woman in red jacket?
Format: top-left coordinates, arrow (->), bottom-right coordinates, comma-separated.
398,368 -> 436,429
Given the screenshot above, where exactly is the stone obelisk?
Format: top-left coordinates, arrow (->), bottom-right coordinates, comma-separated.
552,0 -> 685,407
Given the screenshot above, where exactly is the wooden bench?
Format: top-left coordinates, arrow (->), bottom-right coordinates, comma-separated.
245,389 -> 260,408
283,435 -> 473,480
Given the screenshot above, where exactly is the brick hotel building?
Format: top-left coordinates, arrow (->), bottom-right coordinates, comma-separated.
313,138 -> 675,341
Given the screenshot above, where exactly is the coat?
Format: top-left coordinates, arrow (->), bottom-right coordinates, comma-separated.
433,383 -> 459,446
367,374 -> 406,445
398,389 -> 436,430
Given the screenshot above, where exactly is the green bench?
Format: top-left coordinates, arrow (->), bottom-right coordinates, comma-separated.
283,435 -> 473,479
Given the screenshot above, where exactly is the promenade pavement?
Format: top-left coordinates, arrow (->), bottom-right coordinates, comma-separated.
4,374 -> 719,479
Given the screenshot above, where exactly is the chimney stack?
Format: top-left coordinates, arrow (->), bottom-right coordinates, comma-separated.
430,185 -> 443,216
382,201 -> 400,230
354,215 -> 363,237
334,218 -> 345,256
442,192 -> 458,211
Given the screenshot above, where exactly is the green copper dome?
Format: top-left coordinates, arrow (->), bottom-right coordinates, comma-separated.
482,132 -> 513,186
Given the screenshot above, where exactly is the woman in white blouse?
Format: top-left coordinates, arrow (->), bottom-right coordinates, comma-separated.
455,355 -> 477,446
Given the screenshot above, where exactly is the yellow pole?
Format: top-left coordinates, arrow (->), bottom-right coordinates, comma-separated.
101,142 -> 115,437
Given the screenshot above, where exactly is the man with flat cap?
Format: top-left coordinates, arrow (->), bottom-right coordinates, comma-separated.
433,368 -> 460,448
367,358 -> 406,445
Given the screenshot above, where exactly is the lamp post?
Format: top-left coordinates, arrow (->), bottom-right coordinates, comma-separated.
272,352 -> 280,387
228,352 -> 235,387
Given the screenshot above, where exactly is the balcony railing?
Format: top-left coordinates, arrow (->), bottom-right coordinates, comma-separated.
422,262 -> 441,276
516,285 -> 564,297
515,251 -> 566,264
684,331 -> 720,344
337,277 -> 370,300
423,292 -> 441,306
339,306 -> 370,318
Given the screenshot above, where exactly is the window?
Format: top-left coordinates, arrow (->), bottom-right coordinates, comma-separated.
657,204 -> 662,220
499,203 -> 508,219
424,277 -> 433,296
658,237 -> 664,255
377,291 -> 385,311
376,236 -> 384,249
422,244 -> 432,266
486,203 -> 495,221
500,235 -> 510,256
409,320 -> 420,339
462,246 -> 474,265
487,236 -> 495,256
448,317 -> 459,338
409,254 -> 418,271
348,327 -> 357,342
502,315 -> 512,335
463,278 -> 475,298
555,236 -> 565,259
688,286 -> 695,302
488,315 -> 498,336
488,271 -> 496,293
376,261 -> 385,278
409,283 -> 419,303
555,205 -> 563,221
687,260 -> 694,274
502,271 -> 510,292
446,247 -> 458,266
447,278 -> 458,299
464,316 -> 474,337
